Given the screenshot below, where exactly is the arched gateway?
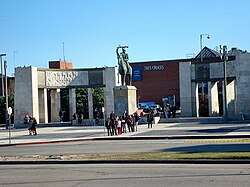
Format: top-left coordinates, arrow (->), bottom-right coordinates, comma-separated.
14,66 -> 120,125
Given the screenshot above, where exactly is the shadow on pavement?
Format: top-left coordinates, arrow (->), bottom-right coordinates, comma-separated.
159,143 -> 250,152
187,127 -> 239,134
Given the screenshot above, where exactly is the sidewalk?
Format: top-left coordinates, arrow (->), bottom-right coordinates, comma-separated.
1,121 -> 250,147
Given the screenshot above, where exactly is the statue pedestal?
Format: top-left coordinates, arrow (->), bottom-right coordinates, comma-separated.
113,85 -> 137,116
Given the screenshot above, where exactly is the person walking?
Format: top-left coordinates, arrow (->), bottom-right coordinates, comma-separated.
147,111 -> 154,128
109,111 -> 117,136
28,116 -> 38,135
121,112 -> 128,133
127,115 -> 133,132
134,112 -> 140,132
105,118 -> 111,136
117,116 -> 122,135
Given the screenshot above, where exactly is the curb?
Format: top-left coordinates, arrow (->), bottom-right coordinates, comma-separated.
1,159 -> 250,165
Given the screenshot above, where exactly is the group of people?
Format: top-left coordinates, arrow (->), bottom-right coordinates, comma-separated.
72,113 -> 84,125
105,111 -> 140,136
24,115 -> 38,135
164,104 -> 177,118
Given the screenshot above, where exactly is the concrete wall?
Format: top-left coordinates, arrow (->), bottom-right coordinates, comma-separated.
233,50 -> 250,117
208,81 -> 219,116
14,67 -> 39,125
179,62 -> 193,117
103,67 -> 120,118
113,86 -> 137,116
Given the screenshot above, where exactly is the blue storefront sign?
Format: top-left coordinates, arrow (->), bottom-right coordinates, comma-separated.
132,66 -> 142,81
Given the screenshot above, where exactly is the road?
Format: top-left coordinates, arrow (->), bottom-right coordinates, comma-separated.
0,164 -> 250,187
0,122 -> 250,159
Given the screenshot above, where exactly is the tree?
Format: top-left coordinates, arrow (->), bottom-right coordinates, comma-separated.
92,87 -> 104,110
76,88 -> 88,118
0,94 -> 14,123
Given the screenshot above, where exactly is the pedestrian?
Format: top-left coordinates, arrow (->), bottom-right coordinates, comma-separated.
28,116 -> 37,135
127,115 -> 134,132
147,110 -> 154,128
110,111 -> 117,136
24,114 -> 30,124
117,116 -> 122,135
121,112 -> 128,133
94,108 -> 100,126
105,118 -> 111,136
134,112 -> 140,131
78,113 -> 83,125
59,109 -> 64,123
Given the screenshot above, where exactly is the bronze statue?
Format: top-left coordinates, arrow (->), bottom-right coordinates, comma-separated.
116,45 -> 132,86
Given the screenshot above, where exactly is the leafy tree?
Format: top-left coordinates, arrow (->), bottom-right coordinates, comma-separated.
60,89 -> 69,121
92,87 -> 104,110
92,87 -> 104,118
0,94 -> 15,123
76,88 -> 88,118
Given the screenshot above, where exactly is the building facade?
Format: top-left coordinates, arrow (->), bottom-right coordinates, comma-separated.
131,47 -> 250,119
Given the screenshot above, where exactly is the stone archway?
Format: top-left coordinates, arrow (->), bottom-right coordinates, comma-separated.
14,66 -> 119,125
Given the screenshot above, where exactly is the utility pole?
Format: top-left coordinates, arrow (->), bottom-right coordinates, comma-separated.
199,34 -> 210,97
220,45 -> 228,122
0,53 -> 6,96
4,60 -> 9,129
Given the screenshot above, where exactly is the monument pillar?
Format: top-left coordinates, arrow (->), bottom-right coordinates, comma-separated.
113,85 -> 137,116
38,88 -> 48,123
208,81 -> 219,116
88,88 -> 94,119
50,88 -> 60,122
191,82 -> 199,117
69,88 -> 76,120
14,67 -> 39,125
226,80 -> 236,115
179,62 -> 192,117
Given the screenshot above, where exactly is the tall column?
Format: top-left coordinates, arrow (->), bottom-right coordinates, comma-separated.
103,67 -> 119,119
88,88 -> 93,119
38,88 -> 48,123
227,80 -> 236,115
69,88 -> 76,120
191,82 -> 199,117
208,81 -> 219,116
14,67 -> 39,125
50,89 -> 60,122
179,62 -> 192,117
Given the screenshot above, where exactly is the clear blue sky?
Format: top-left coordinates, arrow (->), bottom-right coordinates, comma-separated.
1,0 -> 250,76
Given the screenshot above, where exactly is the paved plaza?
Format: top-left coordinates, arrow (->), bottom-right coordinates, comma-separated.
1,120 -> 250,146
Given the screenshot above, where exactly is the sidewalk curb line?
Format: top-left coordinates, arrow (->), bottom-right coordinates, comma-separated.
0,159 -> 250,165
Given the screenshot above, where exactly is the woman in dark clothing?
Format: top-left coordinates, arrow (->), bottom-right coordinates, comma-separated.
28,117 -> 37,135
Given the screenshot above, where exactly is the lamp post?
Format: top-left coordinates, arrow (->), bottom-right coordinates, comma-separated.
0,53 -> 6,96
4,60 -> 9,130
199,34 -> 210,97
220,45 -> 228,122
200,34 -> 210,61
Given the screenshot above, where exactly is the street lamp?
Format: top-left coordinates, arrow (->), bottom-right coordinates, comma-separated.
199,34 -> 210,97
0,53 -> 6,96
200,34 -> 210,62
220,45 -> 228,122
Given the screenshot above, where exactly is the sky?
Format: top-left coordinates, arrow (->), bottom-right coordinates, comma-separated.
1,0 -> 250,76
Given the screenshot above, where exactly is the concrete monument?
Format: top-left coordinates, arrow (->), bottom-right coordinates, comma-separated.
114,46 -> 137,116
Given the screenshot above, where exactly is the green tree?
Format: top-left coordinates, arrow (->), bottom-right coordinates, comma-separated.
0,94 -> 15,123
92,87 -> 104,110
76,88 -> 88,118
60,89 -> 69,121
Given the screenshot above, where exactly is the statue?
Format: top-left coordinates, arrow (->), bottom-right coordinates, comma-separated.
116,45 -> 132,86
